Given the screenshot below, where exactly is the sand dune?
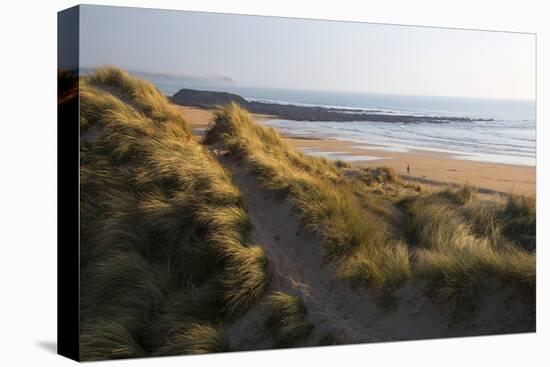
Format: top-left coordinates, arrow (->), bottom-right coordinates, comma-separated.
77,69 -> 534,360
218,152 -> 532,349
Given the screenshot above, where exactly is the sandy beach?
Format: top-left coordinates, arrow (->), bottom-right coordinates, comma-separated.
176,106 -> 535,196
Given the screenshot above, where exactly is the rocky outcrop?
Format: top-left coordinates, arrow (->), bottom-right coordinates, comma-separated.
171,88 -> 493,123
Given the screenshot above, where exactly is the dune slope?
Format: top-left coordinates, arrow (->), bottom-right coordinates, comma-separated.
78,68 -> 268,361
75,69 -> 535,360
205,103 -> 535,337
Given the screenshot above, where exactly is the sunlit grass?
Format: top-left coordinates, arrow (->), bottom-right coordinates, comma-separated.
206,103 -> 411,290
206,103 -> 535,311
73,66 -> 535,358
404,187 -> 535,308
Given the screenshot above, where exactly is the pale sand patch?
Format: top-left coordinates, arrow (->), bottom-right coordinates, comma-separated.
174,106 -> 215,129
175,105 -> 273,130
176,106 -> 535,196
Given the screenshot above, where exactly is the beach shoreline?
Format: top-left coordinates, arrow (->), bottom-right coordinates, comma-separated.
176,106 -> 536,196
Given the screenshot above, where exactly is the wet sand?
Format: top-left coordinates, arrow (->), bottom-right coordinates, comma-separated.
176,106 -> 536,196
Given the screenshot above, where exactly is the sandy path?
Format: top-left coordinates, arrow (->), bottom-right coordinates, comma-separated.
217,152 -> 535,350
179,106 -> 535,351
215,152 -> 496,350
218,154 -> 384,348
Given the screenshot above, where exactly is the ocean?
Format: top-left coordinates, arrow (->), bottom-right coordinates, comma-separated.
137,72 -> 537,167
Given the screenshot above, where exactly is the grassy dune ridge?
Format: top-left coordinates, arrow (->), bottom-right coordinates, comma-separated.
206,103 -> 535,306
404,190 -> 535,309
78,68 -> 268,360
205,104 -> 412,290
73,68 -> 534,360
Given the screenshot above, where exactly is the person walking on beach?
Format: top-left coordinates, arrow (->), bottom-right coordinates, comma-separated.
407,164 -> 411,174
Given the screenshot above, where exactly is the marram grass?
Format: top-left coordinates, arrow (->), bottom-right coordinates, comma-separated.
71,67 -> 534,359
78,67 -> 267,360
264,292 -> 313,346
206,103 -> 535,307
206,103 -> 411,290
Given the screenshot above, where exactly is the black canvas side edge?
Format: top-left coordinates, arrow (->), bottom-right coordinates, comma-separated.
57,5 -> 80,362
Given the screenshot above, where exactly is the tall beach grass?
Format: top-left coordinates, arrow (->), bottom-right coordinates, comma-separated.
78,68 -> 268,360
206,103 -> 535,310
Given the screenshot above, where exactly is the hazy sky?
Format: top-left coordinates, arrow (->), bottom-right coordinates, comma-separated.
80,5 -> 535,100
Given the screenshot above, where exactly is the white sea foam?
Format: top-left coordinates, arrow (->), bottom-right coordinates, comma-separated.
298,148 -> 387,162
142,73 -> 536,166
262,118 -> 535,166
